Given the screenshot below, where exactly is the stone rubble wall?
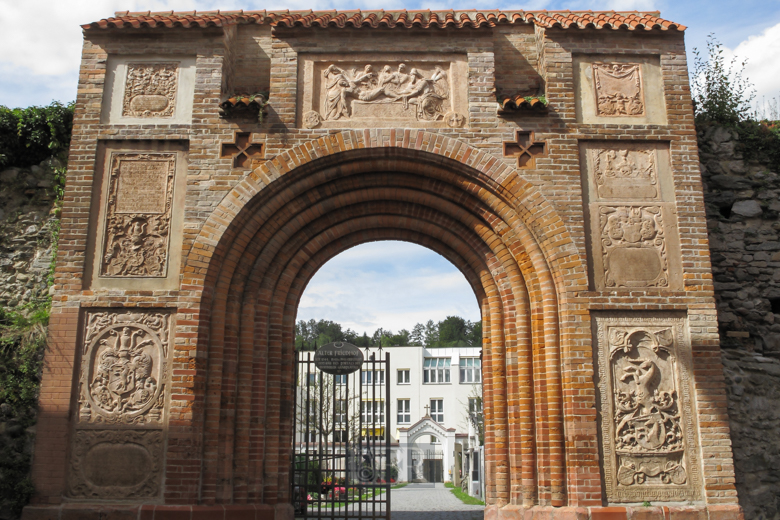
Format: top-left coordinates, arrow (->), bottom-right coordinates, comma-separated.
0,159 -> 60,520
699,125 -> 780,520
0,160 -> 61,310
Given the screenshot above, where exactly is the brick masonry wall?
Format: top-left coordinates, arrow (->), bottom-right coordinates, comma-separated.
20,20 -> 747,520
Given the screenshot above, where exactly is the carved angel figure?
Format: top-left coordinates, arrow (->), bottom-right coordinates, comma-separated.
593,63 -> 645,116
90,327 -> 158,415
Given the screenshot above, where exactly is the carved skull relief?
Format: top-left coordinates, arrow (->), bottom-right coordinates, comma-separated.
78,310 -> 169,425
101,153 -> 176,278
599,206 -> 668,288
122,62 -> 178,118
592,63 -> 645,117
595,316 -> 701,502
592,148 -> 658,200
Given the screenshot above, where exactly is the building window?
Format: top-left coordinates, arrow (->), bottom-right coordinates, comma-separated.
361,400 -> 385,424
334,374 -> 347,385
333,430 -> 348,443
430,399 -> 444,423
430,435 -> 438,443
397,399 -> 410,424
397,369 -> 410,384
459,357 -> 481,383
361,370 -> 385,385
423,358 -> 451,383
468,397 -> 482,414
335,399 -> 347,424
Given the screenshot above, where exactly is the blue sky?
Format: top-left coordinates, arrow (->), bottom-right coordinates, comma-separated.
2,0 -> 778,334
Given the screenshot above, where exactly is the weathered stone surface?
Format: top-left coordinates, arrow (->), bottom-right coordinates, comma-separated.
731,200 -> 763,218
699,123 -> 780,520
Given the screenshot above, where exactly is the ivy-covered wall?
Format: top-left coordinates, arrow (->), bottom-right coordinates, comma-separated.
0,102 -> 69,520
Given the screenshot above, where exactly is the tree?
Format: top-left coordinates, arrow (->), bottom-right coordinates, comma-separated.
423,320 -> 439,347
438,316 -> 469,347
409,323 -> 425,346
691,34 -> 755,125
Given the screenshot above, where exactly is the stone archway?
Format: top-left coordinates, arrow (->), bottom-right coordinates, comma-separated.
179,131 -> 595,513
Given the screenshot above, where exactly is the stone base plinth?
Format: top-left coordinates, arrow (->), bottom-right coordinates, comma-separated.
22,502 -> 291,520
484,504 -> 743,520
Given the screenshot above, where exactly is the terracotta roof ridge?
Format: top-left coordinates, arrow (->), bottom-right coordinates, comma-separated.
85,9 -> 685,31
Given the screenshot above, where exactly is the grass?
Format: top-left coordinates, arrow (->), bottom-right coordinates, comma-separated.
444,481 -> 485,506
391,482 -> 408,489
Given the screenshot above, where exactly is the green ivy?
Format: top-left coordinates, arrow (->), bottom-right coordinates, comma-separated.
0,102 -> 74,170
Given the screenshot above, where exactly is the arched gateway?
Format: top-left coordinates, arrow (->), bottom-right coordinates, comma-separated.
26,9 -> 741,520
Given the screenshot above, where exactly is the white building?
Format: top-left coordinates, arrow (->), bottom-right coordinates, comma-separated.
294,345 -> 483,495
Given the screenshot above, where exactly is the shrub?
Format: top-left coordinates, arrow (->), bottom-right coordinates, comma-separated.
691,35 -> 755,126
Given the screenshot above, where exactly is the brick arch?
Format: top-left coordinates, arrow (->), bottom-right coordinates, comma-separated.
179,131 -> 596,514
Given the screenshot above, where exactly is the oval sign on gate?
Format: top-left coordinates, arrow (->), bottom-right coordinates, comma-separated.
313,342 -> 364,375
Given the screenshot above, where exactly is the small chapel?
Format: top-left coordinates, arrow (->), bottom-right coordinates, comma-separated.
24,9 -> 742,520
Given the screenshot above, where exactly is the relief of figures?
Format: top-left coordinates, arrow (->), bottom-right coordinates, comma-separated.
100,153 -> 176,278
600,206 -> 668,288
78,310 -> 170,425
592,148 -> 658,199
593,63 -> 645,116
122,62 -> 178,118
602,324 -> 693,498
318,63 -> 450,122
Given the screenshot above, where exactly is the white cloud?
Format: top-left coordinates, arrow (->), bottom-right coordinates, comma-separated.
296,242 -> 481,334
727,21 -> 780,101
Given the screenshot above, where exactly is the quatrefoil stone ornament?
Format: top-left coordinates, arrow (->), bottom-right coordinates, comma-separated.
221,132 -> 265,169
503,130 -> 548,169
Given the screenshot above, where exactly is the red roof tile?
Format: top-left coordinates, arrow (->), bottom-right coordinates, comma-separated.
499,95 -> 548,112
83,10 -> 685,31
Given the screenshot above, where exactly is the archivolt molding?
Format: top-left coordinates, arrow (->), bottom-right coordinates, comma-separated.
184,131 -> 588,506
186,131 -> 584,298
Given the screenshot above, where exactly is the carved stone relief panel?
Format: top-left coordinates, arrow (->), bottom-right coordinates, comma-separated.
598,205 -> 669,288
573,55 -> 667,125
298,53 -> 468,129
591,148 -> 658,200
581,141 -> 682,290
77,310 -> 170,425
68,429 -> 163,498
100,153 -> 176,278
122,63 -> 178,118
101,56 -> 196,125
594,315 -> 702,502
592,63 -> 645,117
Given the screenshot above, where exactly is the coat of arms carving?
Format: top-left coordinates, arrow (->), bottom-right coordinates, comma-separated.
101,153 -> 176,278
599,205 -> 669,288
122,62 -> 178,118
595,316 -> 701,502
78,310 -> 170,425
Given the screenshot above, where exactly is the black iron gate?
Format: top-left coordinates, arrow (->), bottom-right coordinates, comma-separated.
292,347 -> 391,520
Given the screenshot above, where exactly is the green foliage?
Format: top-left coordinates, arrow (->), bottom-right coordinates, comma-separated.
0,305 -> 49,518
295,317 -> 482,350
0,102 -> 74,169
445,481 -> 485,505
733,120 -> 780,173
691,35 -> 755,126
